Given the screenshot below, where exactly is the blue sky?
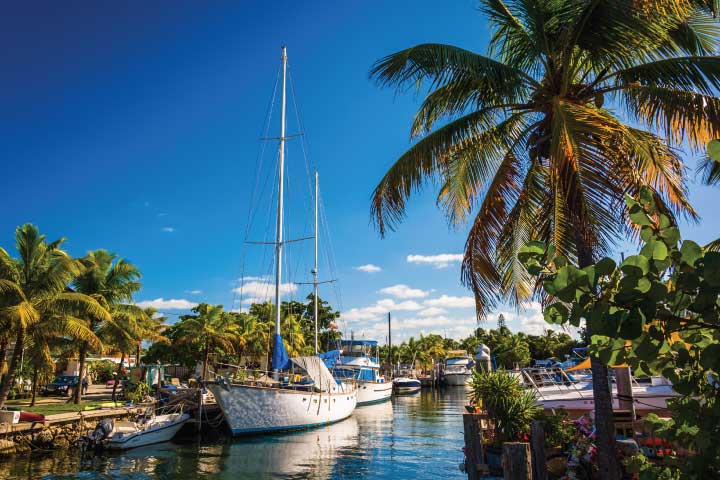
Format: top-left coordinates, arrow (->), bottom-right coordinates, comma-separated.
2,1 -> 718,343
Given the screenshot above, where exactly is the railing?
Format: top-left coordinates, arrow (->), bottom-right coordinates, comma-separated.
520,367 -> 590,399
210,362 -> 358,394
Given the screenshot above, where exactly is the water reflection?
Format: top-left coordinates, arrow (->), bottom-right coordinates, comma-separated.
1,389 -> 468,479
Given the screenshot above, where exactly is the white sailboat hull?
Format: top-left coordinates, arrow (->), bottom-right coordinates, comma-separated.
444,372 -> 472,386
208,383 -> 357,435
356,381 -> 392,406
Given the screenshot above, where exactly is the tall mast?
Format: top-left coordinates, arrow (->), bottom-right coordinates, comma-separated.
313,170 -> 319,354
388,312 -> 392,379
274,45 -> 288,339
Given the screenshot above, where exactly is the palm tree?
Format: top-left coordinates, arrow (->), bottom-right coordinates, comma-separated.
0,224 -> 109,407
282,314 -> 308,357
136,307 -> 168,367
73,249 -> 144,404
176,304 -> 240,379
26,315 -> 101,406
369,2 -> 717,475
400,337 -> 422,367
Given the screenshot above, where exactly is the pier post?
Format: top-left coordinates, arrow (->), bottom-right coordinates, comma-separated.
502,442 -> 532,480
614,367 -> 635,420
530,421 -> 547,480
463,413 -> 487,480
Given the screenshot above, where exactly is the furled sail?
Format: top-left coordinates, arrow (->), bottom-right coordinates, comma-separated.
291,355 -> 339,392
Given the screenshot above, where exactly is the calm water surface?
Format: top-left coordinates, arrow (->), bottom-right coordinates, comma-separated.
1,387 -> 469,479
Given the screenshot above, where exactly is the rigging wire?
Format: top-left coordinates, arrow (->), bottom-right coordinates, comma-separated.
233,64 -> 281,312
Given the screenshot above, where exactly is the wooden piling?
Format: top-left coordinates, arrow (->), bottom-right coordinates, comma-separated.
531,421 -> 547,480
614,367 -> 635,420
502,442 -> 532,480
463,413 -> 487,480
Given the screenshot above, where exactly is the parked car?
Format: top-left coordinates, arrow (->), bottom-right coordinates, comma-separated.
41,375 -> 88,397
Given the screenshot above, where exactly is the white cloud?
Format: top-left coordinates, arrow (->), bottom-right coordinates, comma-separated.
238,275 -> 271,282
186,290 -> 202,295
424,295 -> 475,309
354,264 -> 382,273
233,281 -> 297,303
378,284 -> 428,299
407,253 -> 463,269
162,227 -> 175,233
418,307 -> 447,317
499,301 -> 568,336
342,298 -> 423,322
136,298 -> 197,310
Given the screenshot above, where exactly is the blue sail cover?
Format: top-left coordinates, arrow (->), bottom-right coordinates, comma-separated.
318,349 -> 341,369
272,333 -> 291,371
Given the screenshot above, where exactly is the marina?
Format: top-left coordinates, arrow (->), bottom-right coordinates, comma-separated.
0,388 -> 470,479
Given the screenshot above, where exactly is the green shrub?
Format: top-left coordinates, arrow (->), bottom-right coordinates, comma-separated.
89,360 -> 117,383
469,369 -> 542,444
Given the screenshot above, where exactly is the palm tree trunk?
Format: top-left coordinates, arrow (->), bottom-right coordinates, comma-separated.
112,351 -> 124,402
576,237 -> 622,480
29,366 -> 38,407
74,341 -> 88,404
202,342 -> 209,380
0,335 -> 8,382
0,327 -> 25,408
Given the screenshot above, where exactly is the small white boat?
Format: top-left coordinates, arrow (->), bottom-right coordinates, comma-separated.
106,411 -> 190,450
334,340 -> 392,406
443,350 -> 473,386
393,377 -> 421,394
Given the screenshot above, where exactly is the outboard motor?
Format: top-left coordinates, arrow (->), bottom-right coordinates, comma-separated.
80,418 -> 114,451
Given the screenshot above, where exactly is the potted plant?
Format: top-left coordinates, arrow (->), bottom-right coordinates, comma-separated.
469,370 -> 542,471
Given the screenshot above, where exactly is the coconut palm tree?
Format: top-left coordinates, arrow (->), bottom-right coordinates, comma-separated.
72,249 -> 144,404
400,337 -> 422,367
136,307 -> 168,366
282,314 -> 308,357
176,304 -> 240,379
26,314 -> 101,406
369,1 -> 718,475
0,224 -> 109,407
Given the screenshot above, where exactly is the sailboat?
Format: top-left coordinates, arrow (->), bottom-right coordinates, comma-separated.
207,46 -> 357,435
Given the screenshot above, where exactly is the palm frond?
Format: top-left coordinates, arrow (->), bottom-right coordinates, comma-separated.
698,154 -> 720,185
370,43 -> 537,94
371,108 -> 503,235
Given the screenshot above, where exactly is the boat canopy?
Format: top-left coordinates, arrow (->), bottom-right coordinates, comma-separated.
318,349 -> 341,369
291,356 -> 338,392
341,340 -> 378,346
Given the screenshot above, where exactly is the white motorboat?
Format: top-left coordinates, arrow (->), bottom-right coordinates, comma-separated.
518,368 -> 680,412
207,46 -> 357,435
443,350 -> 474,386
334,340 -> 392,406
106,411 -> 190,450
393,377 -> 421,394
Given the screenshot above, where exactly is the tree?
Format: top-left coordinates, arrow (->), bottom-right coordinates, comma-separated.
520,188 -> 720,477
175,304 -> 240,379
497,314 -> 506,330
0,224 -> 109,407
137,307 -> 168,366
400,337 -> 422,366
72,249 -> 144,404
369,2 -> 717,475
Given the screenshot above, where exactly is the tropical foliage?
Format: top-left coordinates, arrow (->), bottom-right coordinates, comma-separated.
369,1 -> 719,475
520,188 -> 720,478
469,369 -> 542,444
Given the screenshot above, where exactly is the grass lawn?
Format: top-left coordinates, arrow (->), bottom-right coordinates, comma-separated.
3,399 -> 116,416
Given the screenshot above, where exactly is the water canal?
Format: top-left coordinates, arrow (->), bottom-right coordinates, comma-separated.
1,387 -> 469,479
